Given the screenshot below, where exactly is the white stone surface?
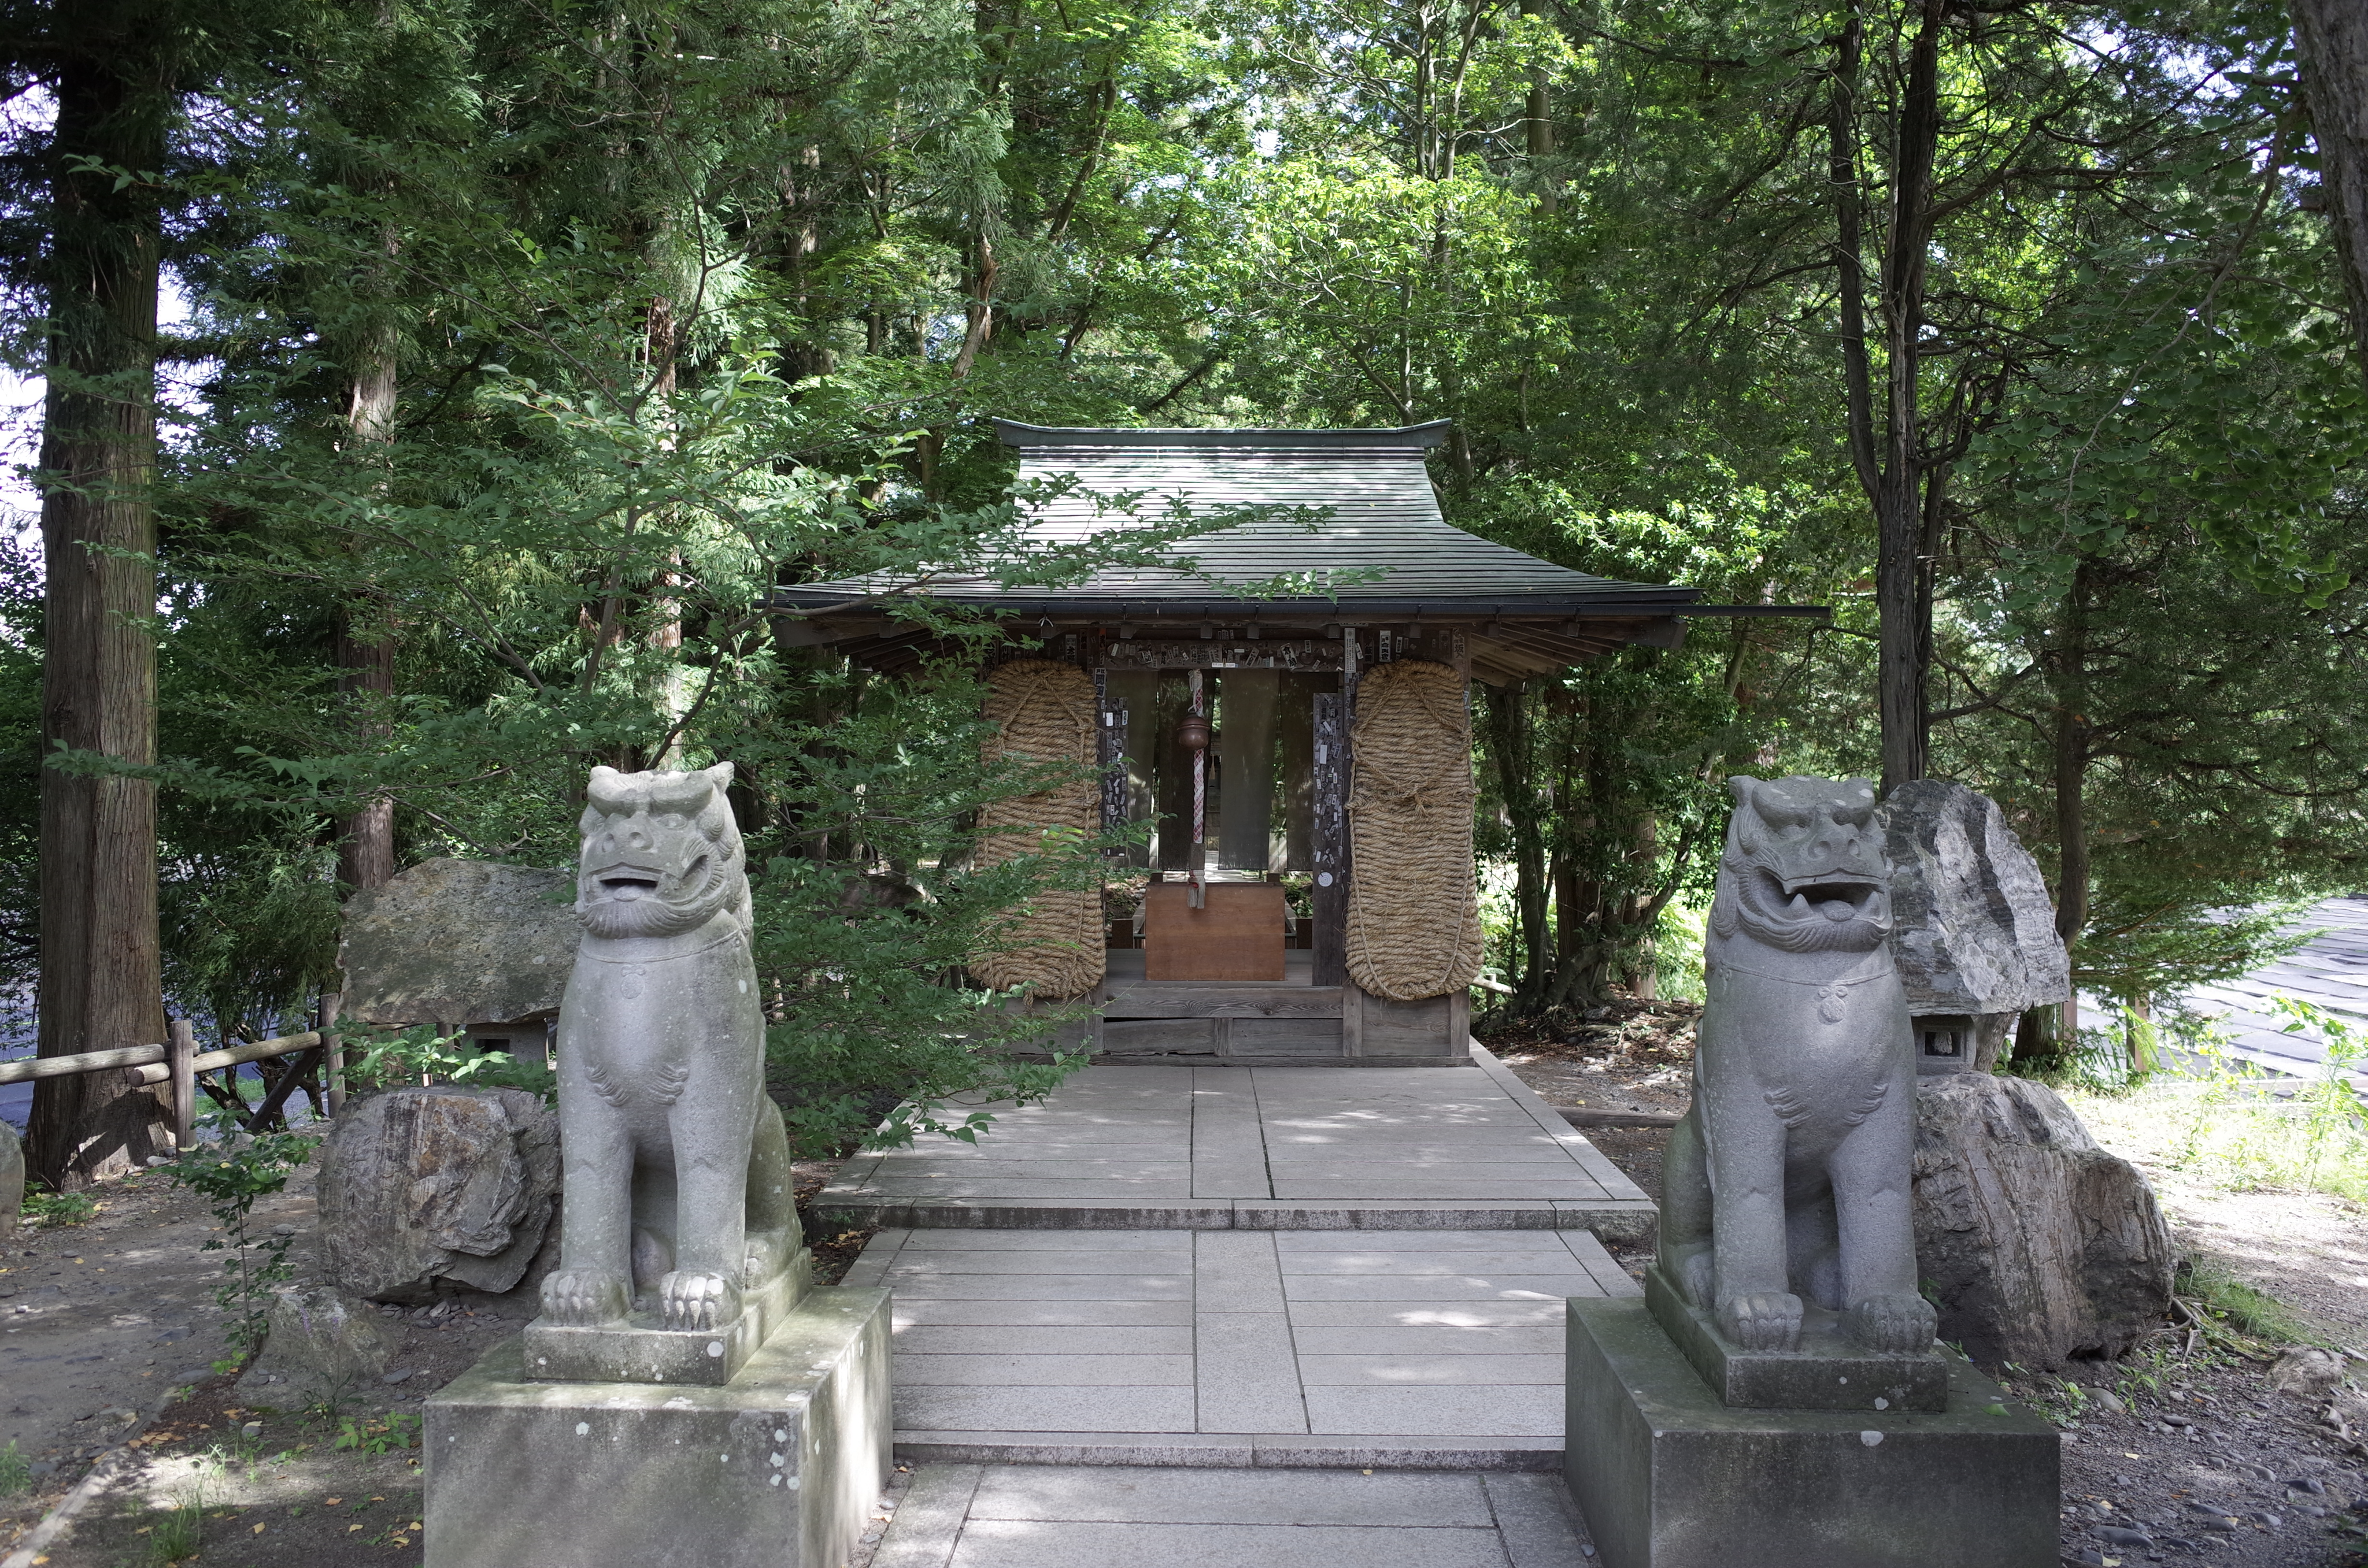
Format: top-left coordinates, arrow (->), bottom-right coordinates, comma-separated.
863,1225 -> 1631,1452
871,1464 -> 1596,1568
816,1049 -> 1654,1233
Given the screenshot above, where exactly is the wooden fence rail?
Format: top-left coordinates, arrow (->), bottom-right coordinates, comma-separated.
0,1025 -> 340,1148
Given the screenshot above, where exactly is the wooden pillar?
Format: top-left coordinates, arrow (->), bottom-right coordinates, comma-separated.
166,1017 -> 194,1150
1311,690 -> 1348,988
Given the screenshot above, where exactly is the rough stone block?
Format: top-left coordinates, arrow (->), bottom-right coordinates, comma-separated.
1564,1298 -> 2058,1568
1881,780 -> 2069,1018
317,1085 -> 560,1302
1912,1073 -> 2174,1370
426,1285 -> 890,1568
521,1252 -> 812,1387
339,857 -> 579,1029
1642,1266 -> 1947,1413
242,1283 -> 394,1404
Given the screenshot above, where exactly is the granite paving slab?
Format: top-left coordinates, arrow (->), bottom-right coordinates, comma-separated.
870,1465 -> 1598,1568
860,1224 -> 1640,1466
813,1045 -> 1655,1234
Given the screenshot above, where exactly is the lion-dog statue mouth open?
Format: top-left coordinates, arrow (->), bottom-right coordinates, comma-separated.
536,762 -> 800,1337
1657,774 -> 1938,1358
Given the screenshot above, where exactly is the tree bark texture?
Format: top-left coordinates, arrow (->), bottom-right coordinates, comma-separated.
337,317 -> 399,894
1833,2 -> 1947,791
2292,0 -> 2368,392
29,36 -> 175,1187
1485,683 -> 1550,1007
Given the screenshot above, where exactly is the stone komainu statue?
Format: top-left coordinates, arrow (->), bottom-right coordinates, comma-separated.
538,763 -> 800,1334
1658,775 -> 1938,1356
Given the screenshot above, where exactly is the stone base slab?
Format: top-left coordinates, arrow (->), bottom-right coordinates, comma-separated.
520,1251 -> 813,1387
1564,1298 -> 2058,1568
811,1196 -> 1660,1239
890,1429 -> 1565,1471
1642,1265 -> 1948,1412
426,1284 -> 890,1568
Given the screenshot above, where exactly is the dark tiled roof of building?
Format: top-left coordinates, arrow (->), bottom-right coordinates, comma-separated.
772,420 -> 1700,618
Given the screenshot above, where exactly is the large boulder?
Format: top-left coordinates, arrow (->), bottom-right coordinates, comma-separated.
240,1283 -> 393,1403
1912,1073 -> 2174,1370
0,1118 -> 21,1239
317,1087 -> 560,1302
338,858 -> 579,1029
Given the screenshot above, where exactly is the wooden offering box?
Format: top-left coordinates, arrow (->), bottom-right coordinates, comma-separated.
1143,883 -> 1287,981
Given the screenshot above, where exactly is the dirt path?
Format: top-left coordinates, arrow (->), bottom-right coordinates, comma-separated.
1,1154 -> 871,1563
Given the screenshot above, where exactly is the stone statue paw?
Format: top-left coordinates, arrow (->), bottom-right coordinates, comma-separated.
541,1269 -> 630,1328
1717,1290 -> 1804,1351
1673,1247 -> 1715,1310
1844,1292 -> 1937,1354
660,1269 -> 742,1332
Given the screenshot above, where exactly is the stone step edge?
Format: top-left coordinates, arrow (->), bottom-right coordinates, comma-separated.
891,1429 -> 1562,1473
811,1197 -> 1659,1239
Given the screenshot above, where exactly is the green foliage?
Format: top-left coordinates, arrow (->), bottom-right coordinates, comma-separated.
332,1413 -> 420,1455
0,1439 -> 28,1497
348,1026 -> 556,1102
146,1495 -> 205,1565
162,1127 -> 319,1361
2,0 -> 2363,1124
2063,1006 -> 2368,1206
2175,1254 -> 2327,1350
19,1186 -> 100,1229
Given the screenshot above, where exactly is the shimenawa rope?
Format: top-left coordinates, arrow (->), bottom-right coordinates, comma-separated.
1345,658 -> 1484,1002
968,659 -> 1107,1000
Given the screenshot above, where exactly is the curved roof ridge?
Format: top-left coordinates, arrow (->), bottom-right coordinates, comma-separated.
993,418 -> 1452,450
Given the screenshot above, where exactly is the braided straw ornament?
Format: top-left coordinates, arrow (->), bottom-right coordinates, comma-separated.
968,659 -> 1107,1000
1345,658 -> 1484,1002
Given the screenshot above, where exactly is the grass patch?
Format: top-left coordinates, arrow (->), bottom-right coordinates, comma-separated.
0,1439 -> 29,1496
2174,1254 -> 2330,1350
20,1185 -> 100,1229
146,1494 -> 204,1564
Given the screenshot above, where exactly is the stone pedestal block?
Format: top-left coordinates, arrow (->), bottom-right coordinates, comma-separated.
425,1286 -> 891,1568
1564,1298 -> 2058,1568
522,1252 -> 814,1387
1642,1265 -> 1948,1413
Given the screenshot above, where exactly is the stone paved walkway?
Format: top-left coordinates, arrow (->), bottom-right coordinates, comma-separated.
816,1048 -> 1654,1236
844,1046 -> 1632,1565
871,1464 -> 1594,1568
849,1226 -> 1637,1467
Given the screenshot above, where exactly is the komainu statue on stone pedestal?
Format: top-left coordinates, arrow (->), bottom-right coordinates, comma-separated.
1659,774 -> 1938,1356
538,763 -> 799,1335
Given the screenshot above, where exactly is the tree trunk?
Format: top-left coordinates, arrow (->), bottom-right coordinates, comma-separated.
1834,2 -> 1947,791
1519,0 -> 1557,212
337,323 -> 398,894
29,43 -> 173,1188
1485,683 -> 1549,1008
2051,558 -> 2093,955
2293,0 -> 2368,392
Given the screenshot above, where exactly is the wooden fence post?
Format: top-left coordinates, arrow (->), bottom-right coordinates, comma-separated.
166,1018 -> 195,1151
319,991 -> 346,1118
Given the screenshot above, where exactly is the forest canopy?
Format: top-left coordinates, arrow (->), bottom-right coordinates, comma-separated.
2,0 -> 2363,1179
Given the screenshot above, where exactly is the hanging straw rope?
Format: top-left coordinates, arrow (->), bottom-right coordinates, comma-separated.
968,659 -> 1107,1000
1345,658 -> 1483,1002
